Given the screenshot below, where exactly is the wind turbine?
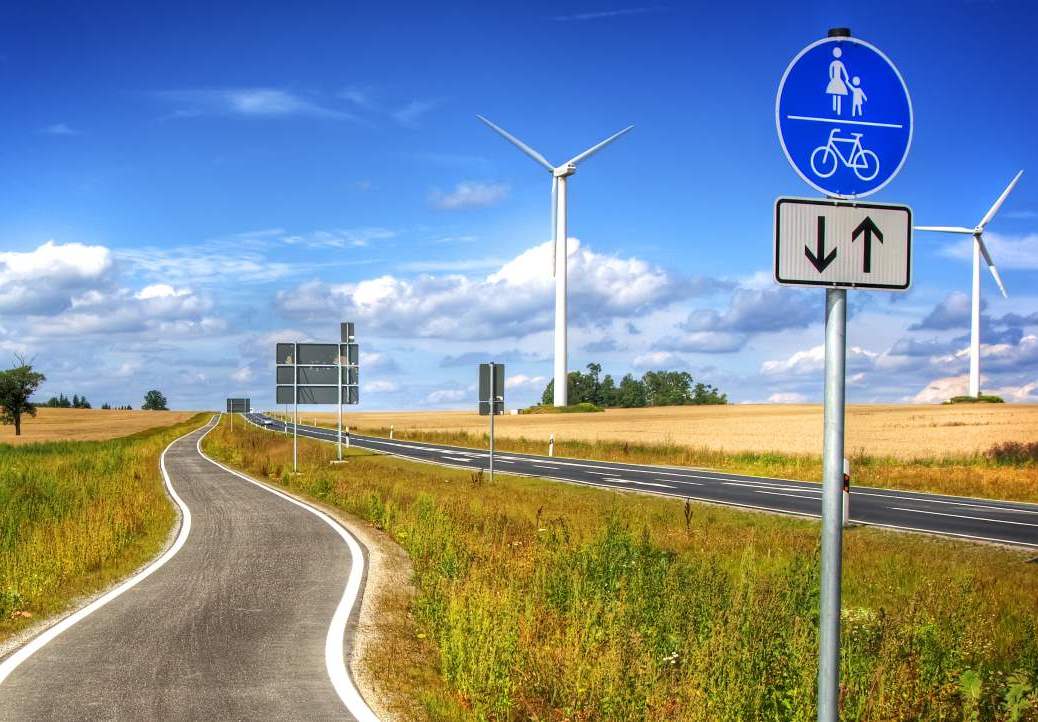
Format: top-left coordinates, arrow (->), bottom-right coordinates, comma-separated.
915,170 -> 1023,398
477,115 -> 633,406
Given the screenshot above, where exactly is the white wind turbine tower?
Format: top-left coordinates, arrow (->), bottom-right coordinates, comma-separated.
477,115 -> 633,406
915,170 -> 1024,398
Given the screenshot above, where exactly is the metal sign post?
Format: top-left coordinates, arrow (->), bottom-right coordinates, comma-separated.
818,287 -> 846,721
275,324 -> 359,472
776,28 -> 913,722
479,362 -> 505,481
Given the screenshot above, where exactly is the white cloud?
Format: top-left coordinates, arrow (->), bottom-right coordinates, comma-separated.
0,241 -> 113,314
988,380 -> 1038,402
910,374 -> 969,403
767,392 -> 808,403
633,351 -> 686,369
506,374 -> 546,390
40,123 -> 81,136
429,182 -> 509,210
157,88 -> 354,120
425,388 -> 467,404
231,367 -> 254,383
363,380 -> 399,394
760,345 -> 879,376
392,99 -> 440,128
276,239 -> 689,340
942,232 -> 1038,270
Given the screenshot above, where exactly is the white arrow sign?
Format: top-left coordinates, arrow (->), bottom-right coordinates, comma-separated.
774,197 -> 912,290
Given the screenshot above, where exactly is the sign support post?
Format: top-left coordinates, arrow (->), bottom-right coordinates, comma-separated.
293,342 -> 299,474
489,362 -> 496,482
818,287 -> 846,722
337,350 -> 343,462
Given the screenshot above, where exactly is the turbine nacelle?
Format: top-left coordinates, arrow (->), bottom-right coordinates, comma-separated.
553,164 -> 576,178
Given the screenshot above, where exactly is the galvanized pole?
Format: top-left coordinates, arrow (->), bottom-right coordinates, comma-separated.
818,287 -> 847,722
337,347 -> 343,462
293,342 -> 298,473
489,362 -> 495,482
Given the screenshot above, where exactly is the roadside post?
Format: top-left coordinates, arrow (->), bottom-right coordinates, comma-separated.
275,323 -> 360,473
775,28 -> 913,722
843,458 -> 851,527
549,434 -> 555,457
479,363 -> 505,481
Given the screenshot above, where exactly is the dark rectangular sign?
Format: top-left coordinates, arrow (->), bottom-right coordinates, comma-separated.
226,398 -> 250,413
276,386 -> 358,405
478,363 -> 505,416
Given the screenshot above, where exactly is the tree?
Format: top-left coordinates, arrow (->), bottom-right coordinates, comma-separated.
142,390 -> 168,411
599,374 -> 618,407
101,403 -> 112,410
616,374 -> 648,408
0,359 -> 46,436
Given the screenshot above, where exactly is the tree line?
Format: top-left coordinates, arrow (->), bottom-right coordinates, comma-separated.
540,363 -> 728,408
0,357 -> 171,436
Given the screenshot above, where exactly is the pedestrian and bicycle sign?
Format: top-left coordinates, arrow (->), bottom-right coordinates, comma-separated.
776,36 -> 912,198
775,197 -> 912,290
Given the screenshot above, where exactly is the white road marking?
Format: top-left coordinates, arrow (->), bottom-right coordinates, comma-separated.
754,490 -> 821,501
199,420 -> 380,721
633,481 -> 677,489
0,416 -> 206,687
442,456 -> 472,463
890,507 -> 1038,528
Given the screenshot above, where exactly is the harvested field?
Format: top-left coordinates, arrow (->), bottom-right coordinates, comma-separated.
0,408 -> 198,445
296,404 -> 1038,460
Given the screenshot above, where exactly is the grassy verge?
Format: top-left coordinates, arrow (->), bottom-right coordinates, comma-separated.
207,417 -> 1038,721
0,413 -> 210,641
292,421 -> 1037,504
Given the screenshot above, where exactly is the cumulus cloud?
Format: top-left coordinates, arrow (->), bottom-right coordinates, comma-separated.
633,351 -> 686,369
910,374 -> 970,403
760,345 -> 879,377
0,241 -> 113,314
910,292 -> 980,331
363,380 -> 399,394
506,374 -> 546,390
429,181 -> 509,210
275,239 -> 691,341
942,232 -> 1038,270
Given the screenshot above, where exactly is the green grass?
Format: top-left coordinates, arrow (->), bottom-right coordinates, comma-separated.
948,395 -> 1006,404
522,403 -> 605,414
285,419 -> 1038,504
0,413 -> 210,639
206,417 -> 1038,721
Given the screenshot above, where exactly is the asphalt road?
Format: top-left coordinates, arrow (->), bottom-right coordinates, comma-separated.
247,413 -> 1038,549
0,418 -> 376,722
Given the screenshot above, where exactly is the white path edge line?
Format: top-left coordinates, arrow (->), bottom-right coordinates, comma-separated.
0,416 -> 211,687
197,419 -> 380,722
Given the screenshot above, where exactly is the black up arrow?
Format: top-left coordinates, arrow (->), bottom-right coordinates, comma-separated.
852,216 -> 883,273
805,216 -> 837,273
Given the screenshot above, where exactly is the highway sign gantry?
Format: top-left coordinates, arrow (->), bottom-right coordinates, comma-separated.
776,35 -> 912,198
774,197 -> 912,290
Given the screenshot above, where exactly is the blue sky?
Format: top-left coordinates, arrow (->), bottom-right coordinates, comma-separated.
1,1 -> 1037,410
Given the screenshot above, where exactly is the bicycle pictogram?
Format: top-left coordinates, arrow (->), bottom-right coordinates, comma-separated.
809,128 -> 880,181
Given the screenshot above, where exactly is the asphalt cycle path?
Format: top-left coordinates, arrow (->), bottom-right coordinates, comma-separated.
0,417 -> 379,721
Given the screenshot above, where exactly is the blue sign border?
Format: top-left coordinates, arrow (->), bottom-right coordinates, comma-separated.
775,36 -> 913,199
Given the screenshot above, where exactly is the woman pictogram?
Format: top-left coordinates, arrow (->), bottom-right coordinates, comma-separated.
826,47 -> 850,115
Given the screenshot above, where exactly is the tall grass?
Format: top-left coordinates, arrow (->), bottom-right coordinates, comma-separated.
0,414 -> 208,639
312,423 -> 1037,503
207,418 -> 1038,721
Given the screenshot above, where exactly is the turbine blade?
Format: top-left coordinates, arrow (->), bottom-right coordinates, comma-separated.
551,176 -> 558,278
476,115 -> 554,171
977,170 -> 1024,230
913,225 -> 975,234
977,235 -> 1008,298
564,125 -> 635,166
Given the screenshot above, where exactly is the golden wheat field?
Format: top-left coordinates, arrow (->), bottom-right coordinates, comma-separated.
294,404 -> 1038,459
0,408 -> 198,445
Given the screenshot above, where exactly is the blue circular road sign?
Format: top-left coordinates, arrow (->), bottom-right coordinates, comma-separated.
776,36 -> 912,199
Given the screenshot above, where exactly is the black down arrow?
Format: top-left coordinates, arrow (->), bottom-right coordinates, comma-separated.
805,216 -> 837,272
